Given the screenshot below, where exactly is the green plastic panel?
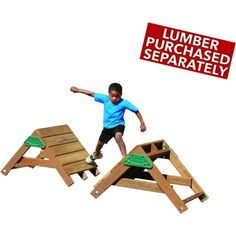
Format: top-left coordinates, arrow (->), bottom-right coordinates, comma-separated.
123,154 -> 153,169
24,136 -> 46,149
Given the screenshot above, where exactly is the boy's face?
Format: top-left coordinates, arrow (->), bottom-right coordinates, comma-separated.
109,90 -> 122,104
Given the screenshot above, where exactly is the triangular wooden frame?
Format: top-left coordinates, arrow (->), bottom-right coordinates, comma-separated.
1,124 -> 100,186
91,140 -> 208,213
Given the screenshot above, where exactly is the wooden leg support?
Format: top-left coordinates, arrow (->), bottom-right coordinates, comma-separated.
148,165 -> 188,213
1,145 -> 30,175
89,168 -> 100,177
78,172 -> 88,180
45,149 -> 74,187
91,164 -> 130,198
169,152 -> 208,202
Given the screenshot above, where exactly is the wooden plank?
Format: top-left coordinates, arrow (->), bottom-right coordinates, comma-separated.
140,141 -> 165,154
26,152 -> 48,169
169,152 -> 208,202
43,133 -> 78,147
52,142 -> 84,156
164,175 -> 191,186
122,168 -> 191,186
148,163 -> 188,213
91,163 -> 130,198
14,157 -> 54,168
114,178 -> 164,193
64,161 -> 97,175
148,149 -> 170,161
56,149 -> 89,165
1,145 -> 30,175
183,192 -> 204,204
36,124 -> 72,138
138,139 -> 165,149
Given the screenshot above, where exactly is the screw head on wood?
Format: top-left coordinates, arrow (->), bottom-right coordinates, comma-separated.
180,207 -> 184,212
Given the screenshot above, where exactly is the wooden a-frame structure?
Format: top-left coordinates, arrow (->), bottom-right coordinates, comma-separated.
1,124 -> 99,186
91,140 -> 208,213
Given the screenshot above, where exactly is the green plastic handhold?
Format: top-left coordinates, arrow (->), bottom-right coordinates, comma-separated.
24,136 -> 46,149
123,154 -> 153,169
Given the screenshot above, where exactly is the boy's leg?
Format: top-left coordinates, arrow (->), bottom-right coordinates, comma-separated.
95,140 -> 104,156
86,140 -> 104,163
114,132 -> 127,157
85,128 -> 111,163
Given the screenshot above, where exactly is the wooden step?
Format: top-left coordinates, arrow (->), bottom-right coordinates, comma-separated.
36,124 -> 72,138
43,133 -> 78,147
56,149 -> 89,165
52,142 -> 84,156
64,160 -> 97,175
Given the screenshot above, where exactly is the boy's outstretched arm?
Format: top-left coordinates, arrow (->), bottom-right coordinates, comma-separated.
70,86 -> 95,97
135,110 -> 146,132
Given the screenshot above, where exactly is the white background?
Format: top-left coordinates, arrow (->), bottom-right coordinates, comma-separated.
0,0 -> 235,235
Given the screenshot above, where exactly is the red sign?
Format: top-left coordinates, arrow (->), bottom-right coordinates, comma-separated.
140,23 -> 235,79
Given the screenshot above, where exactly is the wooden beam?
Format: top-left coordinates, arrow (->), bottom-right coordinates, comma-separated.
78,172 -> 88,180
148,162 -> 188,213
114,178 -> 164,193
1,145 -> 30,175
94,161 -> 123,188
14,157 -> 54,168
91,163 -> 130,198
164,175 -> 191,186
183,192 -> 204,204
122,168 -> 191,186
45,149 -> 74,187
138,139 -> 165,148
148,149 -> 170,160
89,168 -> 100,177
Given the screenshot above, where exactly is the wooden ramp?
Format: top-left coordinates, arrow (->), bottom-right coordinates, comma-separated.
91,140 -> 208,213
1,124 -> 100,186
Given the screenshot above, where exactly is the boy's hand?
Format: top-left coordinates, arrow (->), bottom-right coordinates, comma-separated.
70,87 -> 95,97
140,123 -> 146,132
70,86 -> 79,93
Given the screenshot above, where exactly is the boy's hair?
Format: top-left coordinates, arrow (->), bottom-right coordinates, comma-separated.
108,83 -> 122,94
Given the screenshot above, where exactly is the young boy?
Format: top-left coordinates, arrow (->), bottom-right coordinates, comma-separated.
70,83 -> 146,163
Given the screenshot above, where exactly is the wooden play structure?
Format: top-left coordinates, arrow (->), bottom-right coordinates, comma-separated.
1,124 -> 100,186
91,139 -> 208,213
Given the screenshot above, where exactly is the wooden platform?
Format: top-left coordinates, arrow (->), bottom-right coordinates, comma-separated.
91,140 -> 208,213
1,124 -> 100,186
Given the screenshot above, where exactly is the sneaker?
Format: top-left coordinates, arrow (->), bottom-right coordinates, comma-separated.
85,152 -> 103,163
